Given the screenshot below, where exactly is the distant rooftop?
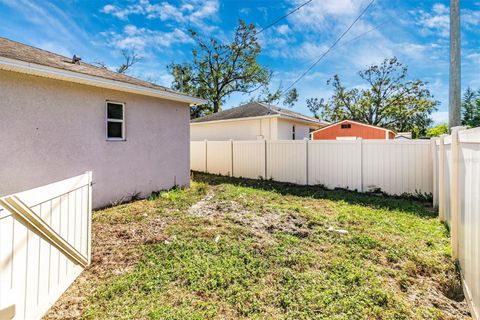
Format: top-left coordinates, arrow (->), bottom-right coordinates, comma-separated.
191,102 -> 328,125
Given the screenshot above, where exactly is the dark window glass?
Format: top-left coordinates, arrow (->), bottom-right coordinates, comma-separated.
341,124 -> 351,129
292,126 -> 296,140
107,103 -> 123,119
107,122 -> 123,138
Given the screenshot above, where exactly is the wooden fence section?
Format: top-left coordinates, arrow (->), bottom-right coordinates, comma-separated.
191,139 -> 433,196
433,127 -> 480,319
0,172 -> 92,320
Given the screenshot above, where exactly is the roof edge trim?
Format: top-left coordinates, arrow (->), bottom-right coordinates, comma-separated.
0,56 -> 207,105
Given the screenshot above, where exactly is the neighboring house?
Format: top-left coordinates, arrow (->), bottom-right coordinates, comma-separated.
190,102 -> 328,141
311,120 -> 396,140
0,37 -> 205,208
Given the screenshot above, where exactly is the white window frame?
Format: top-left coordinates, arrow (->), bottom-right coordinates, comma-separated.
106,101 -> 126,141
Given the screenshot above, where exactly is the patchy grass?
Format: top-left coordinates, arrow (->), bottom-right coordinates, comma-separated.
46,173 -> 469,319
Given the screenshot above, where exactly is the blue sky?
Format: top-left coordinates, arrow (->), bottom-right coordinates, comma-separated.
1,0 -> 479,124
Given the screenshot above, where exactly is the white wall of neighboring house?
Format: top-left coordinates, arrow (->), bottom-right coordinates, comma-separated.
190,117 -> 276,141
0,70 -> 191,208
191,117 -> 318,141
276,118 -> 315,140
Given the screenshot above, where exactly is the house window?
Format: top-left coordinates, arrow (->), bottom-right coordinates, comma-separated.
106,101 -> 125,140
341,123 -> 351,129
292,126 -> 296,140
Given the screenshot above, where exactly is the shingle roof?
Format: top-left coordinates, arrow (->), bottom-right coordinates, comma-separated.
0,37 -> 199,101
191,102 -> 327,124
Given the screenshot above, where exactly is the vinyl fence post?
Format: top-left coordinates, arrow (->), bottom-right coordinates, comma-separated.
230,139 -> 234,177
358,138 -> 363,192
450,126 -> 466,261
431,138 -> 438,208
264,139 -> 267,179
305,139 -> 309,185
204,139 -> 208,173
86,170 -> 93,265
438,135 -> 446,222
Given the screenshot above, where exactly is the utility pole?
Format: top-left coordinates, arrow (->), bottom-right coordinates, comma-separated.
449,0 -> 461,130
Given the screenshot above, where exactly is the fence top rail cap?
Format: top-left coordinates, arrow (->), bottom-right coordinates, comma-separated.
458,126 -> 480,144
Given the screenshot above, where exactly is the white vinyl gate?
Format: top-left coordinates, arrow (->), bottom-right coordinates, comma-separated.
0,172 -> 92,320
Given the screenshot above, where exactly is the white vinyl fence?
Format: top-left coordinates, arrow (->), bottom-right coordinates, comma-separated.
0,172 -> 92,320
191,139 -> 433,196
433,127 -> 480,319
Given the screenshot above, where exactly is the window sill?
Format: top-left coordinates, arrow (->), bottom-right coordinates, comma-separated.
106,138 -> 127,142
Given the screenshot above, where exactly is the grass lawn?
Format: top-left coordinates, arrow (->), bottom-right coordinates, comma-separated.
46,173 -> 469,319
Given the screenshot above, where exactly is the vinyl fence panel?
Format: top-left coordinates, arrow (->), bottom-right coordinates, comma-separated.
191,139 -> 433,196
457,128 -> 480,319
362,140 -> 432,195
308,140 -> 362,191
266,141 -> 307,185
0,172 -> 92,320
190,141 -> 206,172
444,140 -> 452,225
207,141 -> 232,176
232,140 -> 266,179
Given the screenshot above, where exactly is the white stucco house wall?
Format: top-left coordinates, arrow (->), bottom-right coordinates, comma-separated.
0,37 -> 205,208
190,102 -> 328,141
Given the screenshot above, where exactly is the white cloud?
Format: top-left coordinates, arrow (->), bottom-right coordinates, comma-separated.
276,24 -> 290,36
467,53 -> 480,64
239,8 -> 251,15
286,0 -> 373,33
414,3 -> 480,38
103,25 -> 193,53
101,0 -> 219,29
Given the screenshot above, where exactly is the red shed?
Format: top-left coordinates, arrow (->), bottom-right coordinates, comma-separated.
310,120 -> 396,140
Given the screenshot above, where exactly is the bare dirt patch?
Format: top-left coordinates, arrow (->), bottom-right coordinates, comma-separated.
188,190 -> 311,243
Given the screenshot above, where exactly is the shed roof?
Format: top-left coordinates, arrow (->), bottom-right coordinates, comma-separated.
0,37 -> 206,105
191,102 -> 328,125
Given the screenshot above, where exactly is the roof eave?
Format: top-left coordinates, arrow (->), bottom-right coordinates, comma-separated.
0,56 -> 207,106
277,114 -> 329,126
191,114 -> 280,125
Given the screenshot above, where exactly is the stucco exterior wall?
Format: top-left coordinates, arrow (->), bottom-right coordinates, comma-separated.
276,118 -> 316,140
190,117 -> 278,141
0,70 -> 191,208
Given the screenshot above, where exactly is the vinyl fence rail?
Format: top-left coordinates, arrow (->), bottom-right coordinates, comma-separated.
191,139 -> 433,196
433,126 -> 480,319
0,172 -> 92,320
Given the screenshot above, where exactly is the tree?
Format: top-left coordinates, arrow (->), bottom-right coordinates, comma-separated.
306,97 -> 327,119
116,49 -> 141,74
168,20 -> 272,118
93,49 -> 141,74
307,58 -> 438,137
249,86 -> 299,108
462,87 -> 480,127
427,123 -> 449,137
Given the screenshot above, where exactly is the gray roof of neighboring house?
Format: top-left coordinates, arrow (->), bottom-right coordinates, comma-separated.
191,102 -> 328,125
0,37 -> 200,102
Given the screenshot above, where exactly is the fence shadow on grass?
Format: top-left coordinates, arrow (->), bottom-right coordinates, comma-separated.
191,172 -> 437,219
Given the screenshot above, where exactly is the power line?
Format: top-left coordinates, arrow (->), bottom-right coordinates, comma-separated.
257,0 -> 314,35
284,0 -> 375,92
297,21 -> 387,68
